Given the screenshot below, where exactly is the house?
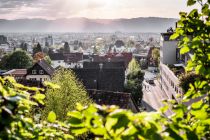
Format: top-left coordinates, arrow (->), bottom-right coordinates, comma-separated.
49,53 -> 69,68
72,61 -> 125,92
3,69 -> 27,80
63,53 -> 83,68
84,52 -> 132,68
87,89 -> 140,113
26,60 -> 54,82
49,53 -> 83,68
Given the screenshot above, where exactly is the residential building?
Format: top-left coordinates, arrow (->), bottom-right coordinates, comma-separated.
87,89 -> 139,113
72,61 -> 125,92
2,69 -> 27,80
26,60 -> 54,82
49,53 -> 69,68
159,32 -> 186,102
49,53 -> 83,68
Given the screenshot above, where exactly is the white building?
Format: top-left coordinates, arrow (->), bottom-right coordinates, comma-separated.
159,32 -> 183,102
26,60 -> 54,82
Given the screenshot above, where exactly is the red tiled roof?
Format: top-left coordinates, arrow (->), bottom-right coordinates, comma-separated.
3,69 -> 27,76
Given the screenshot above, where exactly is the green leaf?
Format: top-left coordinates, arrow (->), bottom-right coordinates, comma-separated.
170,33 -> 179,40
187,0 -> 196,6
71,128 -> 88,135
202,4 -> 209,15
47,111 -> 56,123
180,46 -> 190,54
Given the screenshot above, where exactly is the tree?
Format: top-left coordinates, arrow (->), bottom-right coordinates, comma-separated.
151,48 -> 160,66
43,46 -> 49,54
2,50 -> 33,69
125,58 -> 144,105
44,55 -> 52,65
0,53 -> 10,69
20,42 -> 28,51
64,42 -> 70,53
33,52 -> 52,65
127,58 -> 141,74
41,68 -> 91,121
33,42 -> 42,55
115,40 -> 125,48
33,52 -> 45,62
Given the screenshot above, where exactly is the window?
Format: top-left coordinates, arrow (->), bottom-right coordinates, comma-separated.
39,70 -> 44,74
32,70 -> 37,74
30,78 -> 36,81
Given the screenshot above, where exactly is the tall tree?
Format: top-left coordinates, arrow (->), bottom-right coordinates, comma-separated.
127,58 -> 141,74
3,50 -> 33,69
151,48 -> 160,66
20,42 -> 28,51
41,68 -> 91,121
64,42 -> 70,53
125,58 -> 144,105
33,43 -> 42,55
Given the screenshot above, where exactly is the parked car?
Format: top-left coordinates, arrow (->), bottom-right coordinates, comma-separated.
148,79 -> 155,85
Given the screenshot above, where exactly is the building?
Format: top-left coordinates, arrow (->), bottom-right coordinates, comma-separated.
87,89 -> 139,113
2,69 -> 27,80
44,35 -> 54,46
49,53 -> 83,68
0,35 -> 7,45
26,60 -> 54,82
159,32 -> 190,102
49,53 -> 69,68
72,62 -> 125,92
84,52 -> 132,68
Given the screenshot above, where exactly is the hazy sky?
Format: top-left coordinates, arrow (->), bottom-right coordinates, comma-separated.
0,0 -> 199,19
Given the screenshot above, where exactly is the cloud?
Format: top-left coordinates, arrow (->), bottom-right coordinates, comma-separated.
0,0 -> 200,19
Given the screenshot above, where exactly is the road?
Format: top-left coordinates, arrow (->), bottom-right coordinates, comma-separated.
142,79 -> 173,116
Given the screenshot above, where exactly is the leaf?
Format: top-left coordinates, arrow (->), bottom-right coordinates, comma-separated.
180,46 -> 190,54
47,111 -> 56,123
202,4 -> 209,15
187,0 -> 196,6
170,33 -> 179,40
71,128 -> 88,135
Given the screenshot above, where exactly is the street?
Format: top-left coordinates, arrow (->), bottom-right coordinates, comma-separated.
142,79 -> 173,116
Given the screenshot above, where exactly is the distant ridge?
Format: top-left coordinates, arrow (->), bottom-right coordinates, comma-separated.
0,17 -> 178,33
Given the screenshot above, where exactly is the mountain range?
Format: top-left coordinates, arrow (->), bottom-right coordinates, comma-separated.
0,17 -> 178,33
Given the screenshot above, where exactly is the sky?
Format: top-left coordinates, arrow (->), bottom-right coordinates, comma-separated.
0,0 -> 200,20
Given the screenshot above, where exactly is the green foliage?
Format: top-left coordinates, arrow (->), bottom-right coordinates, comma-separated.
151,48 -> 160,66
20,42 -> 28,51
0,76 -> 72,140
125,59 -> 144,105
44,55 -> 52,65
64,42 -> 70,53
127,58 -> 141,74
179,72 -> 203,92
40,68 -> 92,121
0,50 -> 33,70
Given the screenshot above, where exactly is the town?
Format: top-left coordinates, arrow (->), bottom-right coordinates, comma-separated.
0,27 -> 192,116
0,0 -> 209,139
